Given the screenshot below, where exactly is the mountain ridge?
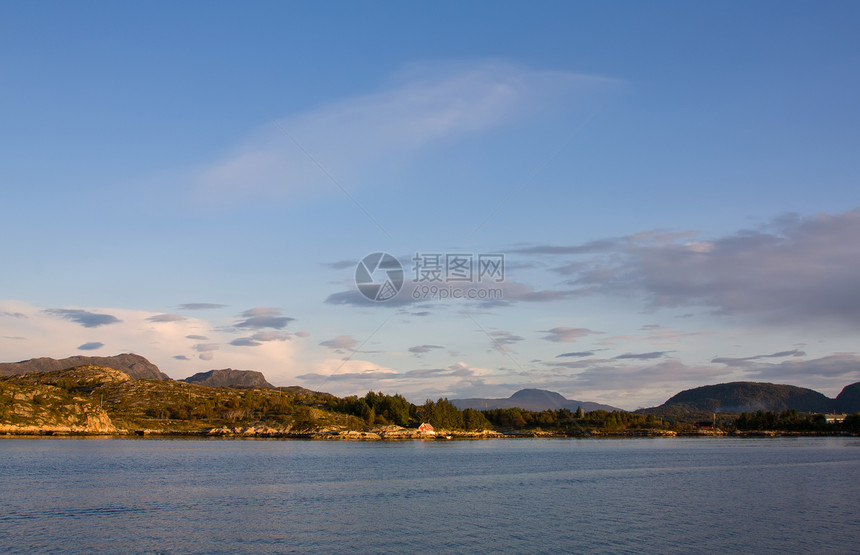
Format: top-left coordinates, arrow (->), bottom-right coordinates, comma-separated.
0,354 -> 170,381
182,369 -> 275,389
642,381 -> 860,415
451,388 -> 621,412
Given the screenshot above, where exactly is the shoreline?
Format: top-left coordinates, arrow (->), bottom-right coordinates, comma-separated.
2,427 -> 856,440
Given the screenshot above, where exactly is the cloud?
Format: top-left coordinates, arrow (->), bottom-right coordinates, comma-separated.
613,351 -> 671,360
712,349 -> 807,367
487,331 -> 524,353
45,308 -> 122,328
542,358 -> 609,370
147,314 -> 187,323
296,370 -> 398,382
326,278 -> 578,309
402,363 -> 482,380
252,331 -> 290,342
178,303 -> 227,310
234,307 -> 294,330
193,61 -> 612,204
553,360 -> 733,409
537,208 -> 860,329
199,352 -> 215,361
409,344 -> 444,354
744,354 -> 860,381
229,331 -> 291,347
0,312 -> 27,319
295,360 -> 494,400
542,327 -> 603,343
77,342 -> 104,351
319,335 -> 358,353
0,300 -> 299,385
557,351 -> 596,358
230,338 -> 262,347
173,355 -> 190,361
294,331 -> 310,338
324,289 -> 416,308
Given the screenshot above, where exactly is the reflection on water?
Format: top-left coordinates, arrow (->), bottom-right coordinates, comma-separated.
1,437 -> 859,553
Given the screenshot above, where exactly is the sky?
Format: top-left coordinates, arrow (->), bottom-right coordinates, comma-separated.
2,2 -> 860,409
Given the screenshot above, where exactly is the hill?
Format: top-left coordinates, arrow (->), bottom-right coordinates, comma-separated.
451,388 -> 620,412
0,353 -> 170,381
182,369 -> 274,389
642,381 -> 851,416
1,364 -> 342,434
835,382 -> 860,413
0,365 -> 125,433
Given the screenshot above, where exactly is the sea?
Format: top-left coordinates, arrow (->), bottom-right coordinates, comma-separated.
0,437 -> 858,554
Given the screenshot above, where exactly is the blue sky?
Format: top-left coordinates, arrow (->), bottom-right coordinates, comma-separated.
2,2 -> 860,409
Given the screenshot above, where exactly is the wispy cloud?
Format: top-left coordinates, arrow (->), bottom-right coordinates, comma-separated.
541,327 -> 603,343
487,331 -> 524,353
192,61 -> 613,205
77,342 -> 104,351
45,308 -> 121,328
234,307 -> 294,330
178,303 -> 227,311
319,335 -> 358,353
613,351 -> 671,360
230,331 -> 292,348
409,344 -> 444,354
147,314 -> 187,323
743,353 -> 860,381
712,349 -> 806,367
556,351 -> 596,358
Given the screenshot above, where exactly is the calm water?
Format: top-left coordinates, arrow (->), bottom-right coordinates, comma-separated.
1,437 -> 858,554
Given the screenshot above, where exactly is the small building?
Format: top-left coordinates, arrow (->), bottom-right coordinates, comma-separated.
824,414 -> 847,424
418,422 -> 435,434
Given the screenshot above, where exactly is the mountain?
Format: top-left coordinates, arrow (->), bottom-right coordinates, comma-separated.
182,369 -> 274,389
0,353 -> 170,381
835,382 -> 860,413
451,388 -> 620,412
0,364 -> 335,434
643,381 -> 839,416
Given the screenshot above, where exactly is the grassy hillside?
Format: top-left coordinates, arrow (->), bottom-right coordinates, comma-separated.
644,381 -> 835,416
1,365 -> 359,434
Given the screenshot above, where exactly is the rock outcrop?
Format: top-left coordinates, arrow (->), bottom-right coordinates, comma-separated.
182,369 -> 275,389
0,368 -> 118,434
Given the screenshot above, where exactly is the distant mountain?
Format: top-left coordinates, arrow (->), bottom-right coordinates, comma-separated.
0,353 -> 170,381
642,381 -> 860,416
451,388 -> 620,412
835,383 -> 860,413
182,369 -> 274,389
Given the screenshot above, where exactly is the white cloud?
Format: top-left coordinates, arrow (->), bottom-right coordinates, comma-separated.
192,61 -> 613,204
0,300 -> 298,382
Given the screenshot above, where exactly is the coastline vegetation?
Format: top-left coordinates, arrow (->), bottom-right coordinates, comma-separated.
2,366 -> 858,437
